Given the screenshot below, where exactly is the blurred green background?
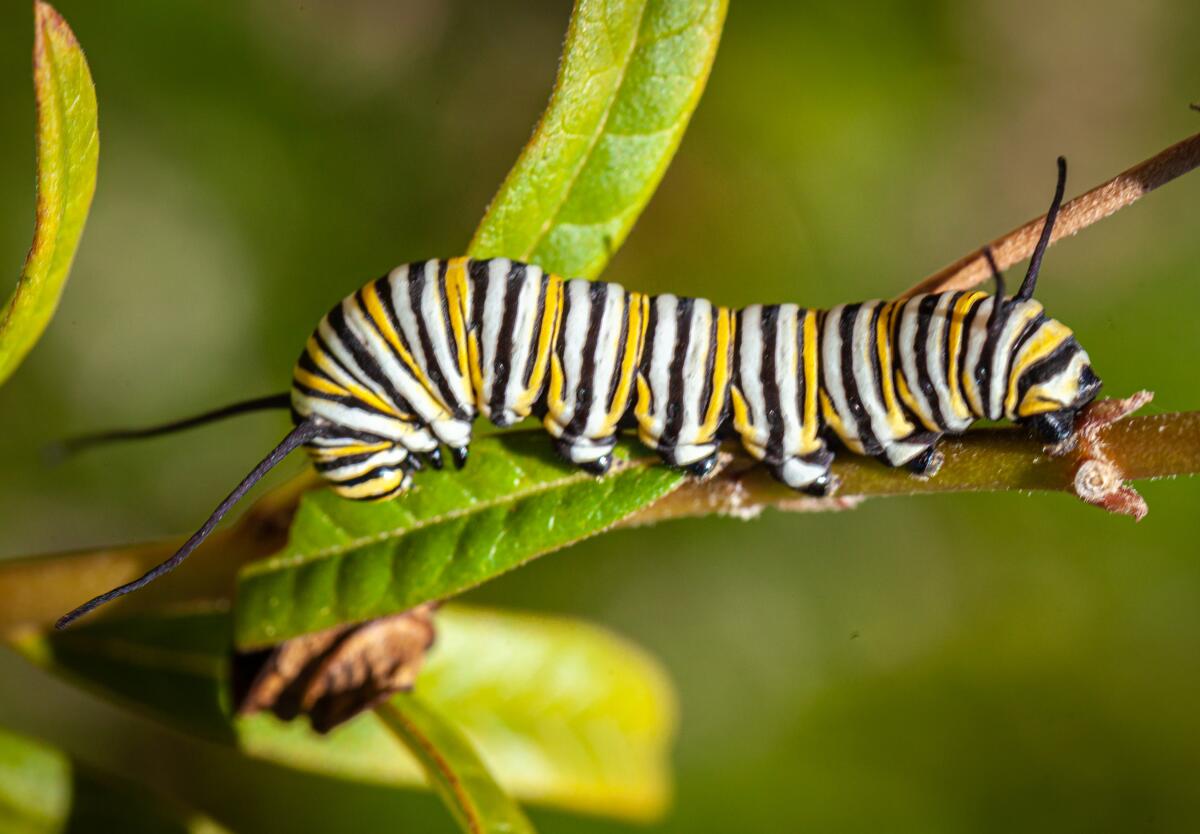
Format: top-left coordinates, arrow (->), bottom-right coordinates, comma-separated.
2,1 -> 1199,831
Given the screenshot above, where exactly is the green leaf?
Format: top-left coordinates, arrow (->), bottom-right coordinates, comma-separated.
0,2 -> 99,388
376,695 -> 535,834
233,434 -> 682,648
0,726 -> 229,834
468,0 -> 727,280
12,604 -> 677,821
0,727 -> 67,834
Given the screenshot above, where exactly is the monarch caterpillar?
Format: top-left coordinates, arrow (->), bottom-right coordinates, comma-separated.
56,158 -> 1101,629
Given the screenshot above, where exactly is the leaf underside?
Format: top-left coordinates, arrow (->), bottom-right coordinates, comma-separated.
14,604 -> 677,821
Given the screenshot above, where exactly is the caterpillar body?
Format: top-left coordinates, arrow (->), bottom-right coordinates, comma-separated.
56,158 -> 1101,629
294,256 -> 1098,501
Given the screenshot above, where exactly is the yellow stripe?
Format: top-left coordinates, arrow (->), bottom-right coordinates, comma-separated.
945,292 -> 984,420
634,373 -> 654,437
310,441 -> 392,460
896,373 -> 940,432
294,367 -> 347,398
1005,319 -> 1072,416
467,331 -> 485,410
443,257 -> 473,385
333,470 -> 405,502
360,282 -> 430,388
605,291 -> 647,429
518,273 -> 563,413
698,306 -> 732,438
730,385 -> 753,442
801,311 -> 821,453
875,301 -> 914,438
820,389 -> 855,451
546,354 -> 567,425
306,337 -> 399,417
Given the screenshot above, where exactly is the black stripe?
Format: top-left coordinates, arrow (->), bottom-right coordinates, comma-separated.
794,308 -> 808,442
521,272 -> 550,391
565,281 -> 610,439
436,259 -> 459,365
940,292 -> 964,400
659,296 -> 695,449
999,314 -> 1045,415
468,259 -> 491,345
328,464 -> 398,489
732,309 -> 747,423
760,306 -> 784,462
912,295 -> 947,428
311,328 -> 379,402
957,295 -> 984,415
1015,337 -> 1079,408
406,261 -> 462,416
867,302 -> 887,414
603,291 -> 633,418
636,295 -> 661,425
311,424 -> 397,444
696,303 -> 719,439
292,379 -> 398,421
327,303 -> 413,419
488,262 -> 525,423
313,450 -> 391,472
971,297 -> 1005,415
839,304 -> 882,455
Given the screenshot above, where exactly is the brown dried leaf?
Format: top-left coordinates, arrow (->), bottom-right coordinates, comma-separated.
234,603 -> 437,733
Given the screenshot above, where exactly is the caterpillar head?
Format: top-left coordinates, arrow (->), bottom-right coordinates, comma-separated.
986,157 -> 1102,443
1010,330 -> 1102,442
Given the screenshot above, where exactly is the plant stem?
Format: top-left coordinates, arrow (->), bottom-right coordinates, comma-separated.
903,130 -> 1200,296
620,408 -> 1200,527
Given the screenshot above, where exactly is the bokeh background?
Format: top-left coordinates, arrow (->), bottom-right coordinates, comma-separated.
2,1 -> 1199,831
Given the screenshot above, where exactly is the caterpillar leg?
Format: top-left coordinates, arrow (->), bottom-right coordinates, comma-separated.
878,431 -> 943,477
769,448 -> 836,496
553,436 -> 617,476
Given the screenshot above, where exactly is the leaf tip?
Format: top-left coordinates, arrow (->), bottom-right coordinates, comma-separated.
33,1 -> 78,50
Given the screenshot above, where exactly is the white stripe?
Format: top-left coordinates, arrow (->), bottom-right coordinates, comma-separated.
557,279 -> 593,425
774,305 -> 801,459
897,296 -> 935,426
503,266 -> 544,414
736,306 -> 767,457
646,294 -> 679,437
821,304 -> 857,445
852,301 -> 891,450
584,283 -> 626,437
479,258 -> 510,412
961,296 -> 993,418
420,261 -> 472,410
342,300 -> 446,423
677,298 -> 713,443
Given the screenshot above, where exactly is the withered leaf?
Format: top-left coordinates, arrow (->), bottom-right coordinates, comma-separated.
233,603 -> 436,733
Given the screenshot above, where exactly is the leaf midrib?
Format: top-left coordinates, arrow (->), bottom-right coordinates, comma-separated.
519,1 -> 652,261
245,448 -> 660,576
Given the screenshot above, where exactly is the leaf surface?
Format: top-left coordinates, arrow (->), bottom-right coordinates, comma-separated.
234,435 -> 682,648
0,2 -> 99,387
13,604 -> 677,821
468,0 -> 727,279
0,726 -> 229,834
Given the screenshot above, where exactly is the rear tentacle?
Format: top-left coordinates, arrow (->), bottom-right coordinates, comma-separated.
56,421 -> 319,629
